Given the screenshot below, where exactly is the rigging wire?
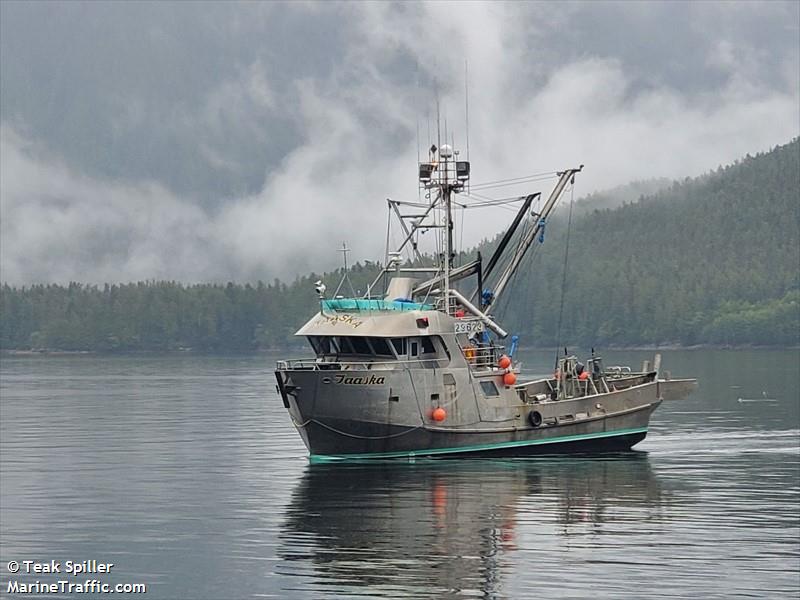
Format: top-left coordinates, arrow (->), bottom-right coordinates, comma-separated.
388,198 -> 433,208
459,203 -> 465,259
455,193 -> 528,214
470,172 -> 558,191
456,193 -> 526,207
471,170 -> 557,186
470,177 -> 557,193
553,182 -> 576,367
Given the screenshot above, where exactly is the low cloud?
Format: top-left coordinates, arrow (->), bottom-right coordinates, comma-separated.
1,1 -> 798,284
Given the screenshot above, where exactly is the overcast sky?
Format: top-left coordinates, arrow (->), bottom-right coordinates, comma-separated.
1,0 -> 798,284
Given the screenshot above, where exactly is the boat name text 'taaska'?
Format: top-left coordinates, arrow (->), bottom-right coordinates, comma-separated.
323,374 -> 386,385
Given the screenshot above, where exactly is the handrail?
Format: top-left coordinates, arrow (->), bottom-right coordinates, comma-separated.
277,357 -> 448,370
460,344 -> 505,369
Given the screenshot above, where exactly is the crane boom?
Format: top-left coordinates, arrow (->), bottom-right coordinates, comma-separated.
486,166 -> 583,315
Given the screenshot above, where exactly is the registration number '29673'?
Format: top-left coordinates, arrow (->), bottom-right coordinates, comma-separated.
454,320 -> 485,334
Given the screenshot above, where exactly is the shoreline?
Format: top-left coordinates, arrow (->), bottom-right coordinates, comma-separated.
3,344 -> 798,357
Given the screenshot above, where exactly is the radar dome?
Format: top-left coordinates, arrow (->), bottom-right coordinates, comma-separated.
439,144 -> 453,158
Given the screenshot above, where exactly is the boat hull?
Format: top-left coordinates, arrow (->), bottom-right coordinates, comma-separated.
277,369 -> 659,459
306,424 -> 649,461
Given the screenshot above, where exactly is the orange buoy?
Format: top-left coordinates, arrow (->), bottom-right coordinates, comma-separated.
432,407 -> 447,422
503,371 -> 517,386
498,355 -> 512,369
578,371 -> 590,381
464,346 -> 476,361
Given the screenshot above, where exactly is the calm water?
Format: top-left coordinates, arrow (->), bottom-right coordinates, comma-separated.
1,349 -> 798,599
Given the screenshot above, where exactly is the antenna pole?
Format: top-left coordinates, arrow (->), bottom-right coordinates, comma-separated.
465,60 -> 470,161
444,160 -> 452,314
333,241 -> 354,298
435,85 -> 441,155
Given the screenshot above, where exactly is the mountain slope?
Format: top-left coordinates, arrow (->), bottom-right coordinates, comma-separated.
1,139 -> 798,351
492,138 -> 799,346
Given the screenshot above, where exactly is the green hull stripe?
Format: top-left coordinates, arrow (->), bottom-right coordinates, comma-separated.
309,426 -> 649,462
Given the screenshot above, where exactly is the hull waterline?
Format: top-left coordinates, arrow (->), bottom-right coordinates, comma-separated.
279,365 -> 661,460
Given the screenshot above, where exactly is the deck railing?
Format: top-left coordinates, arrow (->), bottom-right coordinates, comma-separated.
459,344 -> 505,370
277,357 -> 448,370
278,343 -> 507,372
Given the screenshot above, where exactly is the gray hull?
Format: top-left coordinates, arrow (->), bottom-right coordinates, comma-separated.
298,417 -> 651,460
277,367 -> 662,460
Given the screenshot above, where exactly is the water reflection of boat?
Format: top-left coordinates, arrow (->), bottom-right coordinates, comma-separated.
278,456 -> 664,598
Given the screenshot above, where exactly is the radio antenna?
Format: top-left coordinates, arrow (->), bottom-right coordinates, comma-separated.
465,60 -> 470,161
415,61 -> 421,165
435,80 -> 441,152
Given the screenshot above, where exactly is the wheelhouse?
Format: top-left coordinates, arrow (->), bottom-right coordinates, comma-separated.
306,335 -> 450,366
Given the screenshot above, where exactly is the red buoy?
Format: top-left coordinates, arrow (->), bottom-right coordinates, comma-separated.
432,407 -> 447,422
578,371 -> 590,381
498,355 -> 512,369
503,372 -> 517,386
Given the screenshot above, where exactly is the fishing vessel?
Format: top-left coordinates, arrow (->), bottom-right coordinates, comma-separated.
275,141 -> 697,460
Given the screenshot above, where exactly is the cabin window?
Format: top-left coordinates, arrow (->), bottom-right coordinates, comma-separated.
391,338 -> 407,355
338,336 -> 356,354
350,336 -> 371,355
308,335 -> 398,358
480,381 -> 499,397
309,334 -> 450,362
389,336 -> 449,362
368,337 -> 394,357
308,336 -> 333,354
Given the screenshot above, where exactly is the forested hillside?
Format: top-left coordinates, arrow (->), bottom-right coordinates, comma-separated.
495,138 -> 799,347
0,266 -> 380,353
1,139 -> 797,352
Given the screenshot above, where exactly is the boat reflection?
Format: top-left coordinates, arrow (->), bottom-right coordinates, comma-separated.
278,454 -> 667,598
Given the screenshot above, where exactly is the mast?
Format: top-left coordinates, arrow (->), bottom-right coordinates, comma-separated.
410,141 -> 470,312
368,123 -> 581,333
441,144 -> 454,313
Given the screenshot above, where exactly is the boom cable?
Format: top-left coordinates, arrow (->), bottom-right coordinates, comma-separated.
554,182 -> 576,366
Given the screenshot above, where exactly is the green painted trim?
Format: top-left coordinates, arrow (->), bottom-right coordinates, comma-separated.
309,426 -> 648,462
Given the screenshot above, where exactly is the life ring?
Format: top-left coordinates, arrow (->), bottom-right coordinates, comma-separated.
529,411 -> 543,428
